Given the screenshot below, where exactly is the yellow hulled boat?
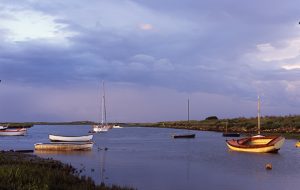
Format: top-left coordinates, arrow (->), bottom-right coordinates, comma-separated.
295,141 -> 300,147
226,96 -> 285,153
226,136 -> 285,153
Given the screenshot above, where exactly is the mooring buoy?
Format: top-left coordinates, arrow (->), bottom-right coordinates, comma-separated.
265,163 -> 272,170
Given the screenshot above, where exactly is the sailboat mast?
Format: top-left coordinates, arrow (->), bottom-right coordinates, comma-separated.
101,81 -> 107,125
257,96 -> 261,135
187,98 -> 190,125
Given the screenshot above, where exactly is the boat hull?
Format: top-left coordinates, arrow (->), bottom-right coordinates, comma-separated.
49,134 -> 93,142
0,128 -> 26,136
34,142 -> 93,151
222,133 -> 240,137
172,134 -> 196,139
0,126 -> 8,130
92,125 -> 110,132
295,141 -> 300,147
226,136 -> 285,153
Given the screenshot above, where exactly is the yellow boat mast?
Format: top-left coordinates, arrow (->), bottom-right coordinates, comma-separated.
257,96 -> 261,135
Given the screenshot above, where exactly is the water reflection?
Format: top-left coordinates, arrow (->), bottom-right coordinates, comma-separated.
100,149 -> 107,184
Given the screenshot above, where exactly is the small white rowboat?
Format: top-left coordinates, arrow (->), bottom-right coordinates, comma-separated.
49,134 -> 93,142
0,128 -> 27,136
34,142 -> 93,151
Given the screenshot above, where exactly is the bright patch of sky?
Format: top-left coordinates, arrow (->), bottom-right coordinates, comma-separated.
0,5 -> 74,43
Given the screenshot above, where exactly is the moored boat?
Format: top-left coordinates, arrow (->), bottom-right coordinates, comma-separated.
295,141 -> 300,147
226,96 -> 285,153
113,124 -> 123,128
223,133 -> 240,137
93,124 -> 110,132
222,121 -> 240,137
92,81 -> 111,133
0,128 -> 27,136
49,134 -> 93,142
34,142 -> 93,151
172,134 -> 196,138
0,126 -> 8,130
226,136 -> 285,153
172,99 -> 195,139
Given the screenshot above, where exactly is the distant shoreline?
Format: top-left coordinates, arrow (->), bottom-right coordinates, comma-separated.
2,115 -> 300,139
126,115 -> 300,139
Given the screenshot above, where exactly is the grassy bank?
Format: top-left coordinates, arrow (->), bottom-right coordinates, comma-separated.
127,115 -> 300,139
0,152 -> 134,190
0,123 -> 34,128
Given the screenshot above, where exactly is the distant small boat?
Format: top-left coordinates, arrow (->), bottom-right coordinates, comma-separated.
113,124 -> 123,128
172,134 -> 196,139
34,142 -> 93,151
49,134 -> 93,142
223,133 -> 240,137
172,99 -> 195,139
93,125 -> 110,132
0,128 -> 26,136
295,141 -> 300,147
222,121 -> 240,137
0,126 -> 8,130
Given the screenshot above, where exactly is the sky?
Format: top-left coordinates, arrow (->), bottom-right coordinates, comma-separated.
0,0 -> 300,122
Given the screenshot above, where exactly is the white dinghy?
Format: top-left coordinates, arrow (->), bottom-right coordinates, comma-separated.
49,134 -> 93,142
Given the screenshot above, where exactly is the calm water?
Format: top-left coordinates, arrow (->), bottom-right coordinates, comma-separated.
0,125 -> 299,190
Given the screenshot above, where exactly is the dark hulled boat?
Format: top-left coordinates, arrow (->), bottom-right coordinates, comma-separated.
172,134 -> 196,139
222,133 -> 240,137
222,121 -> 240,137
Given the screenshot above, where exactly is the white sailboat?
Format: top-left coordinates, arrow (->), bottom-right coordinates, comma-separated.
92,81 -> 111,133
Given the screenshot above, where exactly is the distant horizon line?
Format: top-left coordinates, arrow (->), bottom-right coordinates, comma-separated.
1,114 -> 300,124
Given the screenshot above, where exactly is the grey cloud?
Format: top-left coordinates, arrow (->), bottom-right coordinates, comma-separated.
0,0 -> 300,108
